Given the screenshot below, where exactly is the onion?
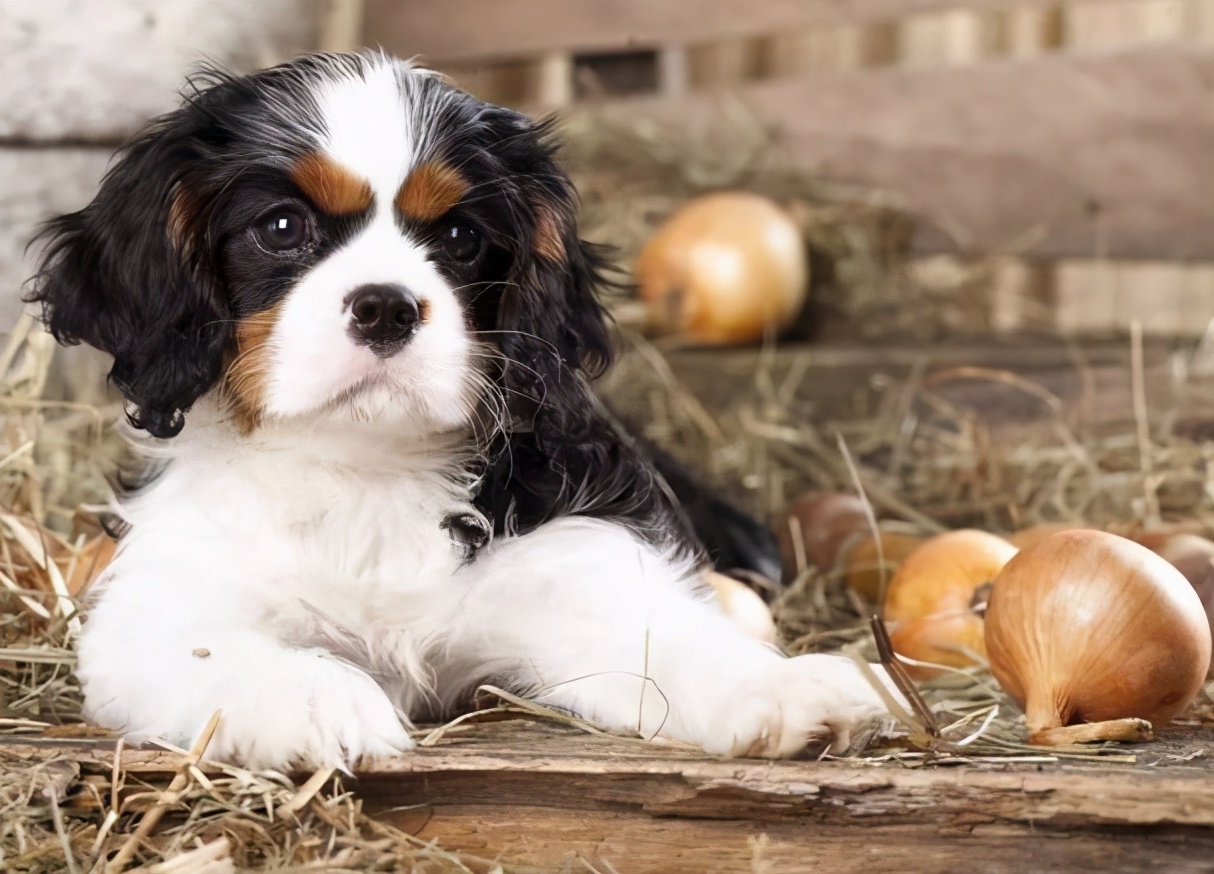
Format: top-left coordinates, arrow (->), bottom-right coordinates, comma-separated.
1130,533 -> 1214,672
775,491 -> 870,581
985,529 -> 1211,743
1133,531 -> 1214,588
1192,567 -> 1214,672
704,571 -> 778,644
842,530 -> 926,603
889,611 -> 987,676
883,529 -> 1017,623
882,529 -> 1018,677
635,192 -> 808,344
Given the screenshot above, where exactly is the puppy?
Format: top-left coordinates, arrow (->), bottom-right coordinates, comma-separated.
30,52 -> 895,769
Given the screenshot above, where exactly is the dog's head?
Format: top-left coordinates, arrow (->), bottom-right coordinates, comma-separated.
29,52 -> 610,439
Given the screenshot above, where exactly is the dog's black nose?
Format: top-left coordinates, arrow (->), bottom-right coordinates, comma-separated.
346,283 -> 421,356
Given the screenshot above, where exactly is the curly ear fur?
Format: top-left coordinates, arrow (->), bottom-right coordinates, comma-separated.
469,115 -> 702,555
492,118 -> 615,444
26,111 -> 230,438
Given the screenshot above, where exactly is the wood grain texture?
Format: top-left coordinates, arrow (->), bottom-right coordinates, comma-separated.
12,718 -> 1214,873
578,48 -> 1214,260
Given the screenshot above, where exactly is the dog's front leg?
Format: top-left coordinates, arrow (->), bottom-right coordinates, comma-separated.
435,518 -> 897,757
77,568 -> 414,771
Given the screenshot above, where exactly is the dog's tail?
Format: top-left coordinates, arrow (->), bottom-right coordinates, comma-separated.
644,443 -> 783,591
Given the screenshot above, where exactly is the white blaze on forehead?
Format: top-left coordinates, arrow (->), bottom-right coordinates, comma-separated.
313,60 -> 415,210
249,58 -> 477,431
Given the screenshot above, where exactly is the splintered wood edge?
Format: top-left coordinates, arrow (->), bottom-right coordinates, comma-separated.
6,723 -> 1214,829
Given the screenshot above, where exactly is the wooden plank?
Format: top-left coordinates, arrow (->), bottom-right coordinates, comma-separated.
645,338 -> 1182,434
362,0 -> 1062,63
399,817 -> 1214,874
316,0 -> 366,53
1006,5 -> 1065,58
1052,260 -> 1214,335
578,48 -> 1214,260
904,256 -> 1214,336
13,720 -> 1214,873
1067,0 -> 1188,55
900,9 -> 990,68
20,719 -> 1214,824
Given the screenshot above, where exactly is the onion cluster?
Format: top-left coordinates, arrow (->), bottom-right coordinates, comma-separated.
777,489 -> 1214,741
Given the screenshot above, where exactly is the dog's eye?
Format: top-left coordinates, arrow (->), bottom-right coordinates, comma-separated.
439,222 -> 482,263
256,210 -> 310,252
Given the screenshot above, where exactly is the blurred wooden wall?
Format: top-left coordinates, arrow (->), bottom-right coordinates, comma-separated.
355,0 -> 1212,105
330,0 -> 1214,337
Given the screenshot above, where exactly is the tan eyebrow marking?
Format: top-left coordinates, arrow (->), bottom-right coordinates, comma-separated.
395,162 -> 468,222
290,152 -> 373,215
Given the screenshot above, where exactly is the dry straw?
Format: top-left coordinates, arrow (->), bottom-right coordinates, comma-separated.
5,116 -> 1214,868
602,320 -> 1214,765
0,318 -> 507,873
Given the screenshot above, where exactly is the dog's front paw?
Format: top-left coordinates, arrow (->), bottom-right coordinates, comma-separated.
702,654 -> 899,758
202,649 -> 413,770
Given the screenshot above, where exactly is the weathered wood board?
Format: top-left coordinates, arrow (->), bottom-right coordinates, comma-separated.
580,48 -> 1214,260
12,718 -> 1214,873
645,338 -> 1188,432
364,0 -> 1071,63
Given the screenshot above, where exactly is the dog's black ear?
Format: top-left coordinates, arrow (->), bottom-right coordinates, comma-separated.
493,117 -> 614,441
27,112 -> 231,438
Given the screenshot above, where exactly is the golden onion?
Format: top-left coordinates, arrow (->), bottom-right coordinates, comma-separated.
635,192 -> 808,344
882,529 -> 1018,677
842,529 -> 926,603
985,529 -> 1211,740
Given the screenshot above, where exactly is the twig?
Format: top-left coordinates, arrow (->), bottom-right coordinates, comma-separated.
105,710 -> 222,873
0,567 -> 53,619
281,766 -> 336,817
835,432 -> 889,605
870,615 -> 939,737
0,513 -> 82,637
45,770 -> 81,874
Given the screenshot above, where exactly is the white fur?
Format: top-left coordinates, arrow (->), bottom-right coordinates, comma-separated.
75,55 -> 899,770
264,217 -> 474,430
259,57 -> 476,430
314,62 -> 416,210
79,398 -> 898,770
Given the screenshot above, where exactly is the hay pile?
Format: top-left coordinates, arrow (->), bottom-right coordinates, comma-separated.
0,321 -> 508,873
4,315 -> 1214,871
602,324 -> 1214,763
3,118 -> 1214,868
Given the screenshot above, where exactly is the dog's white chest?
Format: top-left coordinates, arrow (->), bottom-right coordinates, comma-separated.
286,476 -> 468,590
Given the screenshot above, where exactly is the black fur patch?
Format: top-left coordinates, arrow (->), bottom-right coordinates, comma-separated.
27,52 -> 718,563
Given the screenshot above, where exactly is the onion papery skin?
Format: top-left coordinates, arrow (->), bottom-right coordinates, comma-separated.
635,192 -> 808,344
985,529 -> 1212,733
888,609 -> 987,679
883,529 -> 1018,624
776,491 -> 869,582
842,530 -> 926,603
882,529 -> 1017,675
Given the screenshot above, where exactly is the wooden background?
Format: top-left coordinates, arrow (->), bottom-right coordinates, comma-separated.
339,0 -> 1214,338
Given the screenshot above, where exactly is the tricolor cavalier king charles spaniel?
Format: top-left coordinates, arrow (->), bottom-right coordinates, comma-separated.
30,52 -> 896,769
